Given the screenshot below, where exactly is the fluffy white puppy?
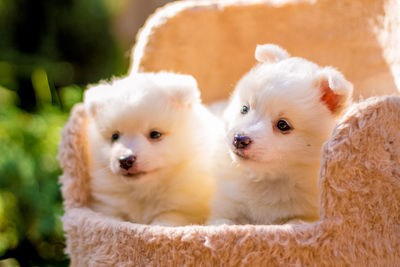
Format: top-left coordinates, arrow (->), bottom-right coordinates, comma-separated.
208,44 -> 353,225
84,72 -> 218,226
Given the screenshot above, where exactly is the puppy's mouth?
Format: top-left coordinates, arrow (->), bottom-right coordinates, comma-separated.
120,168 -> 161,179
231,149 -> 265,164
232,149 -> 250,160
122,171 -> 148,179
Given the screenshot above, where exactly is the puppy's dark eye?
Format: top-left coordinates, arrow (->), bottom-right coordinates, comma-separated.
149,131 -> 162,139
276,120 -> 292,132
111,132 -> 120,142
241,105 -> 249,114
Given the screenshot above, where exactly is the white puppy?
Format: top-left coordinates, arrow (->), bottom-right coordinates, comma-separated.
84,72 -> 218,226
208,44 -> 353,225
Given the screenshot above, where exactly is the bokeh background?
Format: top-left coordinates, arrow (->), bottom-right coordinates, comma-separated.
0,0 -> 171,265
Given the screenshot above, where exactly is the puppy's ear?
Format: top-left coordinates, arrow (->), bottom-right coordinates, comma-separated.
255,44 -> 290,63
314,67 -> 353,116
83,83 -> 112,118
164,74 -> 201,108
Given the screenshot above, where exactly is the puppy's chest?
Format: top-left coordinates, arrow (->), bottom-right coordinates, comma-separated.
91,180 -> 172,224
241,178 -> 306,224
94,190 -> 173,223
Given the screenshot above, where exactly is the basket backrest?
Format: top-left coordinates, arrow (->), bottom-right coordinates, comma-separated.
130,0 -> 400,103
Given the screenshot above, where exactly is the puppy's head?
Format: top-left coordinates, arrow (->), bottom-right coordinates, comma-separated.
84,72 -> 201,182
224,44 -> 353,171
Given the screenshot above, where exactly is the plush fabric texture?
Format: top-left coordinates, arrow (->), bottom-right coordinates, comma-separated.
130,0 -> 400,102
58,105 -> 90,208
59,96 -> 400,266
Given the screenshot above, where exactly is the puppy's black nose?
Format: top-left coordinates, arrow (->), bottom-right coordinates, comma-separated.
119,155 -> 136,170
233,134 -> 252,149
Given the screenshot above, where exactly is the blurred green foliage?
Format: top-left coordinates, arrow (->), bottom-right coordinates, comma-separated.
0,0 -> 129,265
0,98 -> 68,266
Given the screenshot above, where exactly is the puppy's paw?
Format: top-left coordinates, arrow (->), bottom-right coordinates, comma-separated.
206,218 -> 236,226
150,211 -> 193,226
284,217 -> 317,225
284,218 -> 305,225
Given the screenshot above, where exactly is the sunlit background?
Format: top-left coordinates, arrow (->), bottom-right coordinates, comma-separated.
0,0 -> 172,265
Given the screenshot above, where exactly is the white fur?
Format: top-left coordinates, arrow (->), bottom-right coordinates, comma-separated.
84,72 -> 219,226
207,44 -> 353,225
255,44 -> 290,63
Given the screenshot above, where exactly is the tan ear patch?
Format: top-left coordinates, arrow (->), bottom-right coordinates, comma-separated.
315,67 -> 353,116
320,79 -> 341,113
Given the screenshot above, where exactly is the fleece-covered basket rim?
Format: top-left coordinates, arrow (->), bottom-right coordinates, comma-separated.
60,96 -> 400,266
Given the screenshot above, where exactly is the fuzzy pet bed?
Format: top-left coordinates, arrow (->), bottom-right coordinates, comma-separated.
60,97 -> 400,266
58,0 -> 400,265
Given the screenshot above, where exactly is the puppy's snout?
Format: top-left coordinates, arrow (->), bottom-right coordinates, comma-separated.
233,134 -> 252,149
119,155 -> 136,170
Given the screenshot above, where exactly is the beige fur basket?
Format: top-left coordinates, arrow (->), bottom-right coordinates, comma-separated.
58,0 -> 400,265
